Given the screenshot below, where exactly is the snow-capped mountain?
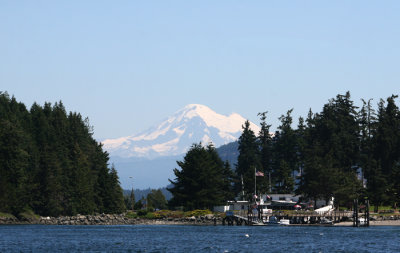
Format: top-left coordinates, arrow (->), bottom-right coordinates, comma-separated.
102,104 -> 260,159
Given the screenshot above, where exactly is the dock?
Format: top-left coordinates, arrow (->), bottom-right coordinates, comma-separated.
222,210 -> 355,226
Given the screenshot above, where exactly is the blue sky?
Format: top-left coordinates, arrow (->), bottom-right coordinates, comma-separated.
1,1 -> 399,140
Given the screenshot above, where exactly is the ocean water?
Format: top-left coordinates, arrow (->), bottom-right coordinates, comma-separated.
0,225 -> 399,252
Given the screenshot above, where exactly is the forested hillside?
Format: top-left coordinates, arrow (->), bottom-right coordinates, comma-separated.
236,92 -> 400,209
216,141 -> 239,168
0,92 -> 125,217
167,92 -> 400,211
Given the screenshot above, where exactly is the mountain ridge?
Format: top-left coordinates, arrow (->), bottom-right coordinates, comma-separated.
103,104 -> 259,189
103,104 -> 259,159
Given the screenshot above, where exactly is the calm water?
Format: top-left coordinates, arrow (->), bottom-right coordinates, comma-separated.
0,225 -> 399,252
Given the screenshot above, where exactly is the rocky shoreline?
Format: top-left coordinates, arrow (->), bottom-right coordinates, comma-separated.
1,213 -> 400,226
0,213 -> 222,226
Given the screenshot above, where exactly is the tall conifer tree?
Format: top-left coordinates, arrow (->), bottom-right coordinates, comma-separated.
258,111 -> 272,193
168,143 -> 233,210
236,120 -> 261,198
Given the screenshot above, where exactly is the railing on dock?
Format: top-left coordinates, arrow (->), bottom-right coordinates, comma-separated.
223,209 -> 355,226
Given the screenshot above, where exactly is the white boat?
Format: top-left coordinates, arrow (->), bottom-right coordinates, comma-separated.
264,216 -> 290,225
279,219 -> 290,225
315,197 -> 335,215
264,216 -> 280,225
358,217 -> 367,226
320,217 -> 333,225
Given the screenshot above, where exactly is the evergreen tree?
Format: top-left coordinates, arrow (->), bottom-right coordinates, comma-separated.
272,109 -> 296,193
134,198 -> 144,210
235,121 -> 261,198
147,189 -> 167,210
130,189 -> 135,210
30,103 -> 64,216
168,143 -> 233,210
297,92 -> 362,206
69,143 -> 94,215
359,98 -> 376,189
258,111 -> 272,193
371,96 -> 400,209
0,118 -> 31,215
106,165 -> 126,213
295,116 -> 306,190
221,161 -> 235,201
0,93 -> 126,216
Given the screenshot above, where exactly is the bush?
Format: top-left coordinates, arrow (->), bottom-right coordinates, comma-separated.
145,212 -> 156,219
152,210 -> 169,219
184,209 -> 212,217
125,211 -> 138,219
137,209 -> 148,217
152,210 -> 184,219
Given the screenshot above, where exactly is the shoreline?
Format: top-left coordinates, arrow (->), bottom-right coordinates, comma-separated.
0,214 -> 221,226
1,214 -> 400,226
334,220 -> 400,226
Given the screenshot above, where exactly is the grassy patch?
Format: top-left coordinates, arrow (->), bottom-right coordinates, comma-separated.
184,209 -> 212,217
18,209 -> 40,221
125,211 -> 138,219
153,210 -> 184,219
369,206 -> 397,214
0,212 -> 16,218
376,212 -> 398,217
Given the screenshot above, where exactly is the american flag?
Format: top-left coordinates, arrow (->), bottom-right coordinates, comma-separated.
255,171 -> 264,177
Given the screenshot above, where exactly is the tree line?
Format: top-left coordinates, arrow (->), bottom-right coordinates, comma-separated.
0,92 -> 125,217
124,188 -> 168,211
168,92 -> 400,211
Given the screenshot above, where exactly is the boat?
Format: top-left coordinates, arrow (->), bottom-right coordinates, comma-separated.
264,216 -> 280,225
315,197 -> 335,215
319,217 -> 333,225
279,219 -> 290,225
264,216 -> 290,225
358,217 -> 367,226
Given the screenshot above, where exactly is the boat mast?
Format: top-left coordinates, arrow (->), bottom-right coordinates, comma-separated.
241,175 -> 245,201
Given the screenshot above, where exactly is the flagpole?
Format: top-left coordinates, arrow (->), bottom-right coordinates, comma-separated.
241,175 -> 244,201
254,167 -> 256,199
269,172 -> 272,193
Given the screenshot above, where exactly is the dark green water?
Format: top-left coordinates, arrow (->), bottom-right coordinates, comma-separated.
0,225 -> 399,252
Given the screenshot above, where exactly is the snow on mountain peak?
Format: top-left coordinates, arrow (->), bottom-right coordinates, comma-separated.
177,104 -> 255,133
102,104 -> 260,159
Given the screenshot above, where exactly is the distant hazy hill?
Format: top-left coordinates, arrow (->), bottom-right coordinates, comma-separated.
112,155 -> 182,189
216,141 -> 239,167
119,142 -> 240,191
123,187 -> 173,201
113,141 -> 241,190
